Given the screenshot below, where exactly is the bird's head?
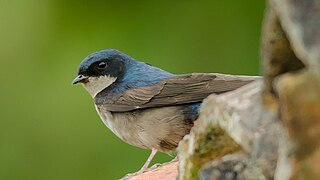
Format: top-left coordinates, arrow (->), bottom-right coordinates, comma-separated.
72,49 -> 126,97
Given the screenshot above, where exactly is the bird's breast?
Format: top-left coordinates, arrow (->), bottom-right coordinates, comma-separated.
94,104 -> 198,151
94,105 -> 122,139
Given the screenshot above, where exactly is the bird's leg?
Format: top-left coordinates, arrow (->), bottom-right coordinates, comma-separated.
138,147 -> 158,173
126,148 -> 158,177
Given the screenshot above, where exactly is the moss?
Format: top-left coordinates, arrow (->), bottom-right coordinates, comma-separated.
185,125 -> 242,179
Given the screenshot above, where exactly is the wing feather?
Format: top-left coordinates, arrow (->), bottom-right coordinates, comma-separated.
95,73 -> 261,112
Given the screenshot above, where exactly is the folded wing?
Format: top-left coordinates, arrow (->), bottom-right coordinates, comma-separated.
95,73 -> 261,112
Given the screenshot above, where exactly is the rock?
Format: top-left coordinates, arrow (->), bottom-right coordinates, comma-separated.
262,1 -> 320,179
122,160 -> 178,180
178,80 -> 281,179
275,71 -> 320,179
269,0 -> 320,75
261,6 -> 305,94
200,153 -> 265,180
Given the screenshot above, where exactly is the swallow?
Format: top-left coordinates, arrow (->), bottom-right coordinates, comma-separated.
72,49 -> 260,173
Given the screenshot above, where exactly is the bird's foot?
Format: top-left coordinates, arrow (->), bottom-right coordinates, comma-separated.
127,162 -> 161,177
137,166 -> 149,174
125,167 -> 148,178
124,148 -> 158,178
150,163 -> 161,169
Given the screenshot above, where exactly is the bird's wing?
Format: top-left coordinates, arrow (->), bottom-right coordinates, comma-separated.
95,73 -> 261,112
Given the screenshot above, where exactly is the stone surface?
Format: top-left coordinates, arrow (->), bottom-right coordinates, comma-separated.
178,80 -> 280,179
269,0 -> 320,75
275,71 -> 320,179
263,1 -> 320,179
261,6 -> 304,95
200,153 -> 265,180
123,160 -> 178,180
178,110 -> 242,180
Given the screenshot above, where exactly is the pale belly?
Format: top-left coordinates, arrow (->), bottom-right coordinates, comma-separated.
95,105 -> 195,151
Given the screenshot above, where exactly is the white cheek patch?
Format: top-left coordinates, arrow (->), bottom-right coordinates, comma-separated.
82,76 -> 117,97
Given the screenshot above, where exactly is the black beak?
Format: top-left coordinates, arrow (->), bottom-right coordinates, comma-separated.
72,75 -> 88,85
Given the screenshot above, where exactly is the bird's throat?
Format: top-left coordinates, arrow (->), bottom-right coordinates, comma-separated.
82,76 -> 117,97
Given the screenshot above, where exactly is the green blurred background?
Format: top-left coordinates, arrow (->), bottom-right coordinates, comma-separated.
0,1 -> 265,179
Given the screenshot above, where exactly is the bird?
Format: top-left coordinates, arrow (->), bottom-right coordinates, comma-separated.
72,49 -> 260,174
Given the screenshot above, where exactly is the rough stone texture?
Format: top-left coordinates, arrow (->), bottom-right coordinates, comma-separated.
275,71 -> 320,180
269,0 -> 320,75
201,81 -> 279,178
178,80 -> 280,180
200,153 -> 264,180
261,6 -> 305,95
264,0 -> 320,179
178,110 -> 242,180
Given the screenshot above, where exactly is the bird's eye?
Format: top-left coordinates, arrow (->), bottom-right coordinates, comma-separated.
97,62 -> 107,69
